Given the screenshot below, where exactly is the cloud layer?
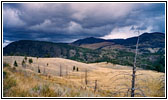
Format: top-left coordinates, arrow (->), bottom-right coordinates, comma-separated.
3,3 -> 165,45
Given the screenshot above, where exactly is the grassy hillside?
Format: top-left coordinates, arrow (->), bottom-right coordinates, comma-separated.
3,39 -> 165,72
3,56 -> 165,97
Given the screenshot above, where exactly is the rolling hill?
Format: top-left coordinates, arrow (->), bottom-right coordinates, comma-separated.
3,56 -> 165,97
3,32 -> 165,72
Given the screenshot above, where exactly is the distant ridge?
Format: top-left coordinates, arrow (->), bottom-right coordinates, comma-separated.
73,32 -> 165,48
72,37 -> 107,45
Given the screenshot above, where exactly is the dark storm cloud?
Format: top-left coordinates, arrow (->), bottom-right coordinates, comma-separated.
3,3 -> 165,45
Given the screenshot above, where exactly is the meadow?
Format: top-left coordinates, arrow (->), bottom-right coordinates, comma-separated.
3,56 -> 165,97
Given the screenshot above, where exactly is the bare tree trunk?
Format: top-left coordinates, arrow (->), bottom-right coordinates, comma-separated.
85,69 -> 88,85
37,57 -> 39,72
60,65 -> 62,77
44,67 -> 45,75
66,66 -> 68,76
94,80 -> 97,93
81,73 -> 83,84
44,63 -> 48,76
131,31 -> 140,97
13,56 -> 15,67
38,66 -> 40,73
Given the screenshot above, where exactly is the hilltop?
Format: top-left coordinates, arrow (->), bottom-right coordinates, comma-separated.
72,32 -> 165,51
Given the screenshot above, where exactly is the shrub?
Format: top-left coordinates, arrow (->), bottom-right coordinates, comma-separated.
22,60 -> 26,68
22,60 -> 25,65
13,61 -> 18,67
29,59 -> 33,64
3,72 -> 17,96
38,66 -> 41,73
41,84 -> 57,97
3,77 -> 16,90
73,66 -> 75,71
3,71 -> 7,79
76,67 -> 79,71
24,56 -> 27,61
32,85 -> 40,92
3,62 -> 10,67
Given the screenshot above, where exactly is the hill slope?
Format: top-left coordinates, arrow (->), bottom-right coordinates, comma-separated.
72,37 -> 107,46
73,32 -> 165,52
3,40 -> 101,62
3,32 -> 165,72
3,56 -> 165,97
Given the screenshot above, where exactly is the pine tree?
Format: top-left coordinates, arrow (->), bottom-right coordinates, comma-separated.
14,60 -> 18,67
24,56 -> 27,61
76,67 -> 79,71
73,66 -> 75,71
22,60 -> 25,66
29,58 -> 33,64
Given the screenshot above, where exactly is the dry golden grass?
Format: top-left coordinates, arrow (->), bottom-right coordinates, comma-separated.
3,56 -> 165,97
3,67 -> 98,97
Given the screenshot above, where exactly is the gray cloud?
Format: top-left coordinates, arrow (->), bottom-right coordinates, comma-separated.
3,3 -> 165,45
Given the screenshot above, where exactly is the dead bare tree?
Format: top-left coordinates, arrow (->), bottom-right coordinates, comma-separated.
38,66 -> 40,73
43,63 -> 48,75
44,67 -> 46,75
108,69 -> 155,97
60,64 -> 62,77
94,80 -> 98,93
81,73 -> 83,84
66,66 -> 68,77
131,30 -> 140,97
107,29 -> 159,97
85,69 -> 88,85
37,57 -> 39,72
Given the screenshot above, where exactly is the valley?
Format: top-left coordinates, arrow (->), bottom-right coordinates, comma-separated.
2,2 -> 166,98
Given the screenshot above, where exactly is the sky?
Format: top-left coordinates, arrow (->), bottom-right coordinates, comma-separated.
3,3 -> 165,47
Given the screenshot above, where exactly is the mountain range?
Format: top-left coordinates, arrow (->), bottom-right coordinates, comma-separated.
3,32 -> 165,72
72,32 -> 165,51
